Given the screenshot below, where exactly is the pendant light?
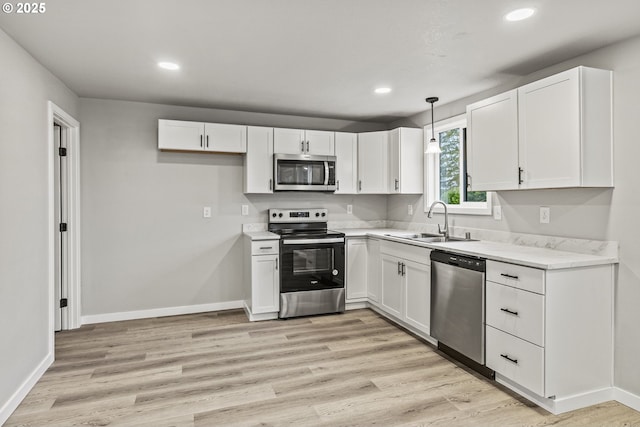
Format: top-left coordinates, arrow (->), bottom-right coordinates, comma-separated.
425,96 -> 441,154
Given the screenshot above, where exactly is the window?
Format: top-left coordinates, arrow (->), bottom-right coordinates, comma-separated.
424,114 -> 492,215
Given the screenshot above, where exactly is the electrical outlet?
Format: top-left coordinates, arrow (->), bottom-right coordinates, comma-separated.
493,206 -> 502,220
540,206 -> 550,224
203,206 -> 211,218
347,205 -> 353,215
408,204 -> 413,215
241,205 -> 249,216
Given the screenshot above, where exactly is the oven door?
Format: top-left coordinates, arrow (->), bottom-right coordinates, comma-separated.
280,238 -> 345,293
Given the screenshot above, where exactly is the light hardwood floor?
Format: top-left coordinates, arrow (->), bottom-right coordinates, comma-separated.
6,309 -> 640,426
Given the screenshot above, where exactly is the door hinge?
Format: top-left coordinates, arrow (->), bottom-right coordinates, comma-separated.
58,147 -> 67,157
60,298 -> 68,308
59,223 -> 68,232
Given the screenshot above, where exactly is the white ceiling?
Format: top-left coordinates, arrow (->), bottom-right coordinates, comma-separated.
2,0 -> 640,123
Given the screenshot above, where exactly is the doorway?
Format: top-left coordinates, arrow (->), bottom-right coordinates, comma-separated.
48,102 -> 81,333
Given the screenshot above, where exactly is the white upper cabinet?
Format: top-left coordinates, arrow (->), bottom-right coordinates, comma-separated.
466,90 -> 519,191
244,126 -> 274,194
388,128 -> 423,194
273,128 -> 306,154
334,132 -> 358,194
518,67 -> 612,189
205,123 -> 247,153
466,66 -> 613,191
273,128 -> 335,155
158,120 -> 205,151
357,131 -> 389,194
305,130 -> 335,155
158,119 -> 247,153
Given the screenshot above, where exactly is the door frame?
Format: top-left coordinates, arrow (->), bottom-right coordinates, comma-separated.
47,101 -> 81,337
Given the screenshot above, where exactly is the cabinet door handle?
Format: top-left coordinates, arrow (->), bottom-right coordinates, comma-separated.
206,135 -> 209,148
394,179 -> 399,191
336,180 -> 340,191
500,307 -> 519,316
275,258 -> 278,270
200,135 -> 203,148
306,141 -> 310,152
518,167 -> 524,184
500,273 -> 519,280
301,141 -> 305,153
397,261 -> 401,275
358,180 -> 362,192
269,178 -> 272,191
401,262 -> 405,276
500,353 -> 518,365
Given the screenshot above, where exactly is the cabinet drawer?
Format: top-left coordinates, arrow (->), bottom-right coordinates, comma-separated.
251,240 -> 279,255
486,326 -> 544,396
487,260 -> 545,294
486,282 -> 545,346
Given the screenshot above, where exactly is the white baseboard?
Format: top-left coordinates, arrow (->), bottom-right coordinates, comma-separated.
614,387 -> 640,413
345,301 -> 368,310
495,374 -> 615,415
243,301 -> 278,322
81,300 -> 244,325
0,351 -> 54,426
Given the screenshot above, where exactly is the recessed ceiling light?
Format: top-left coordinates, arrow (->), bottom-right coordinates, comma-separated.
505,8 -> 535,21
158,62 -> 180,71
374,87 -> 392,94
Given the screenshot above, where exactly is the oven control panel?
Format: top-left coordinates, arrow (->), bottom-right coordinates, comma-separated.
269,208 -> 328,223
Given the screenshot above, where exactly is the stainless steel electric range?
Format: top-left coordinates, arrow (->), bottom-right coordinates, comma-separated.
268,208 -> 345,319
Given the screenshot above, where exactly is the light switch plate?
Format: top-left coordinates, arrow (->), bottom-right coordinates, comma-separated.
347,205 -> 353,215
493,206 -> 502,220
203,207 -> 211,218
408,204 -> 413,215
540,206 -> 550,224
241,205 -> 249,216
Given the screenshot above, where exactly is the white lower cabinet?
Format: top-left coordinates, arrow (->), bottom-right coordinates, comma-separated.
366,238 -> 381,303
486,325 -> 545,396
485,260 -> 613,404
381,253 -> 404,318
244,237 -> 279,321
379,241 -> 431,336
403,259 -> 431,334
346,238 -> 368,301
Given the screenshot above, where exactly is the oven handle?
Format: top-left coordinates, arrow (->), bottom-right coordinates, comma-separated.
282,238 -> 345,245
324,161 -> 329,186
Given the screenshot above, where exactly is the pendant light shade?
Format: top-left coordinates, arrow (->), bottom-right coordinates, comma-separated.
425,96 -> 441,154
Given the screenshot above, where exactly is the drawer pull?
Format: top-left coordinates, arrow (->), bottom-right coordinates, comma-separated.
500,353 -> 518,364
500,273 -> 519,280
500,307 -> 519,316
259,246 -> 273,250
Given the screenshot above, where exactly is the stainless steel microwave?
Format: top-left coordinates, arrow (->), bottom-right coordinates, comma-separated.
273,154 -> 336,192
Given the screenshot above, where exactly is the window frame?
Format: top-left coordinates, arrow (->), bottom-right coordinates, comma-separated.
424,114 -> 492,215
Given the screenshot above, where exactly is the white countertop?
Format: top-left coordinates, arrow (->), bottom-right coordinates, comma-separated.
244,231 -> 280,241
336,228 -> 618,270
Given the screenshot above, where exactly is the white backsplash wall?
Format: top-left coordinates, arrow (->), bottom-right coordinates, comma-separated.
390,34 -> 640,402
387,188 -> 613,241
79,98 -> 387,318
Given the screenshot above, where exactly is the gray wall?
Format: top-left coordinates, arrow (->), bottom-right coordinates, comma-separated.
0,29 -> 78,418
388,35 -> 640,397
79,98 -> 387,316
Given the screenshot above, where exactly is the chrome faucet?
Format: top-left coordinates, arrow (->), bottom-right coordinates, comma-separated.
427,200 -> 449,240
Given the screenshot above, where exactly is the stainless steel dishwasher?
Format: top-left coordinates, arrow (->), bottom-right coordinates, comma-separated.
430,250 -> 494,378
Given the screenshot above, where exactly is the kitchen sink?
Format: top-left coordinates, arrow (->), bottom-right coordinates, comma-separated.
384,232 -> 478,243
